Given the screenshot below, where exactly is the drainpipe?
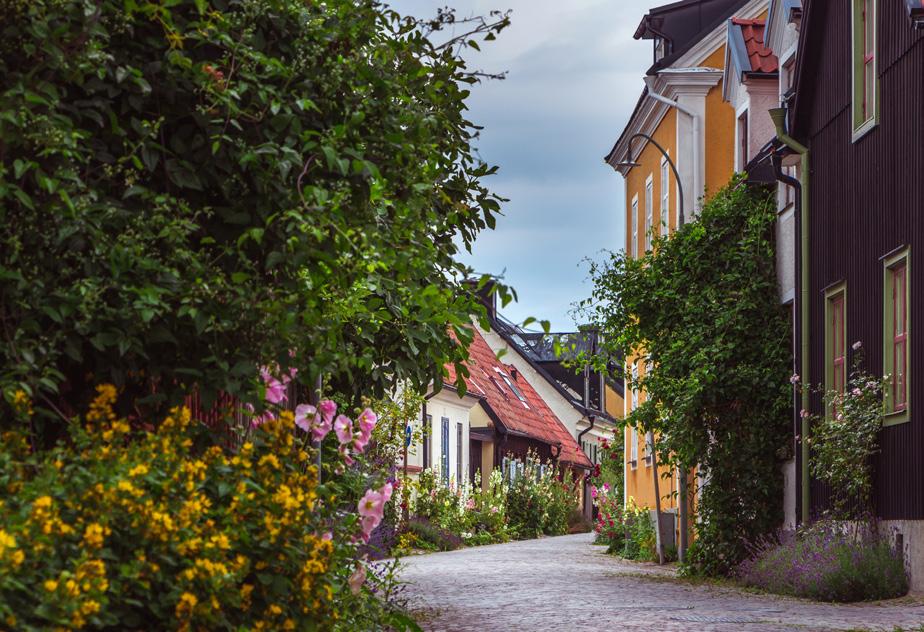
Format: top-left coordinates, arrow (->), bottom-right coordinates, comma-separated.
577,414 -> 596,519
770,107 -> 811,525
644,76 -> 700,222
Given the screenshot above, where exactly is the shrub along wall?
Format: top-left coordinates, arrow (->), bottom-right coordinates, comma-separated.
583,178 -> 792,576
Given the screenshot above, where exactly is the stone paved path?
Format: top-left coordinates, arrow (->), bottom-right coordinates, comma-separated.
399,532 -> 924,631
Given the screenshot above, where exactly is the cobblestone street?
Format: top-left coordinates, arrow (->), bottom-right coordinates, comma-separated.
399,533 -> 924,631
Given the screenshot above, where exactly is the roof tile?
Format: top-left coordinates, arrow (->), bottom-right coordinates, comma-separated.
731,17 -> 779,74
446,327 -> 592,468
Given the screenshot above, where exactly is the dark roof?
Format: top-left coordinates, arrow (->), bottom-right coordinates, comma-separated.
491,314 -> 623,419
744,139 -> 779,186
445,327 -> 591,468
729,18 -> 779,74
637,0 -> 752,75
907,0 -> 924,24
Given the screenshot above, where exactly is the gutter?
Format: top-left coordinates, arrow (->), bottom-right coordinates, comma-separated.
769,107 -> 810,524
643,76 -> 700,222
577,415 -> 597,518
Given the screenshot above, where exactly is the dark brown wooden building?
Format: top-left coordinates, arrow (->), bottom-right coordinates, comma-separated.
785,0 -> 924,584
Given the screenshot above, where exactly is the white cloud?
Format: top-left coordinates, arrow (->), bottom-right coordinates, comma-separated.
387,0 -> 654,328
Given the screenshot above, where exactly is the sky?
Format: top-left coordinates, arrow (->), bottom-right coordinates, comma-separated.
389,0 -> 657,330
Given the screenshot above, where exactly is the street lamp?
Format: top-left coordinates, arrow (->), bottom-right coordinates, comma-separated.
613,132 -> 685,228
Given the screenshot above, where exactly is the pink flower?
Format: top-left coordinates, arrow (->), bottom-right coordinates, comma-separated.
852,340 -> 862,351
591,486 -> 598,499
852,387 -> 862,397
295,404 -> 333,442
319,399 -> 337,425
490,506 -> 498,514
334,415 -> 353,445
466,498 -> 476,510
339,444 -> 354,466
357,408 -> 377,434
321,531 -> 333,541
790,374 -> 800,385
800,409 -> 810,419
358,488 -> 385,541
380,482 -> 393,504
348,564 -> 366,595
260,367 -> 288,405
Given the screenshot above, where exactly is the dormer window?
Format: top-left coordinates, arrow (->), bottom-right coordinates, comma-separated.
654,36 -> 667,62
495,367 -> 529,408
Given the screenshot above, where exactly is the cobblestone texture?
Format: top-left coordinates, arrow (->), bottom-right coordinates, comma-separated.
399,532 -> 924,631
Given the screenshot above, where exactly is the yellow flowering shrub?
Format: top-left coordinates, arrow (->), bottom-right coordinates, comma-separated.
0,386 -> 409,631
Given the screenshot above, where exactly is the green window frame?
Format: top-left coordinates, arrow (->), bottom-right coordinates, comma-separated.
883,249 -> 911,426
825,284 -> 847,418
851,0 -> 878,139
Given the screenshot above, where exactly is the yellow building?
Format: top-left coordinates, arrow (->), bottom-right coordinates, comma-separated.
605,0 -> 769,550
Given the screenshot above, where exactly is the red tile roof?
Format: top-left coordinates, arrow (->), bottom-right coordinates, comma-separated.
731,17 -> 779,74
446,327 -> 592,468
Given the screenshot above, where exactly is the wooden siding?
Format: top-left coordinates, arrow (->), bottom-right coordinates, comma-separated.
798,1 -> 924,520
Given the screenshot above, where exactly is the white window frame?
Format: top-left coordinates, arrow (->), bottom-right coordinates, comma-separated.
660,156 -> 670,235
645,175 -> 653,252
630,428 -> 638,469
631,194 -> 639,259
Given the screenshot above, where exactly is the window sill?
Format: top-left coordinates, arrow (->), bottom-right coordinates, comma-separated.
628,459 -> 638,470
883,409 -> 910,427
851,117 -> 878,143
644,456 -> 652,467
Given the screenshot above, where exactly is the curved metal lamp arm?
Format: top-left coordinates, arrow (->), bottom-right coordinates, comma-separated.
625,132 -> 685,227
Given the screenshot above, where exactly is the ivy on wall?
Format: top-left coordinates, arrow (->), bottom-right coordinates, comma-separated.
581,177 -> 792,576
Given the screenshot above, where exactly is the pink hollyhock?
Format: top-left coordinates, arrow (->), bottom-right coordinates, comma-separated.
348,564 -> 366,595
358,488 -> 386,541
339,444 -> 354,466
380,482 -> 393,504
295,404 -> 333,442
591,486 -> 598,499
790,374 -> 800,384
334,415 -> 353,445
260,367 -> 288,405
852,387 -> 862,397
321,531 -> 333,541
357,408 -> 377,434
319,399 -> 337,425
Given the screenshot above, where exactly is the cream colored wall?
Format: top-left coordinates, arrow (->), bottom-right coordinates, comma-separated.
411,390 -> 477,487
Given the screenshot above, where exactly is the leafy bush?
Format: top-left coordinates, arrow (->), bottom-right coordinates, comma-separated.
400,518 -> 462,553
621,502 -> 658,562
593,484 -> 625,552
0,387 -> 409,630
738,522 -> 908,602
0,0 -> 511,429
505,453 -> 579,539
584,179 -> 791,576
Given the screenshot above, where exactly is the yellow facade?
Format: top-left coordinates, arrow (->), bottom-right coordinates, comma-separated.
622,43 -> 736,525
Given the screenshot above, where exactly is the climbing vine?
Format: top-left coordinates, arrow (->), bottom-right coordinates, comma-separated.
581,177 -> 792,576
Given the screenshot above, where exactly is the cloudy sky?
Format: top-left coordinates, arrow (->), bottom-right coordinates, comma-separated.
390,0 -> 656,330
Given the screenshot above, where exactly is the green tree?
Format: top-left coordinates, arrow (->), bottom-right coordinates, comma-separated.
582,178 -> 792,575
0,0 -> 511,431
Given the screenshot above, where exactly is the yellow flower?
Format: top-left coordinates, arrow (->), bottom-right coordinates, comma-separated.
65,579 -> 80,597
11,550 -> 24,567
82,523 -> 107,549
128,464 -> 149,478
176,592 -> 198,618
44,579 -> 59,592
80,600 -> 100,616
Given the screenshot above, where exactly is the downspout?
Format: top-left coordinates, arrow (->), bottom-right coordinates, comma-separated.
577,414 -> 596,519
644,76 -> 700,224
770,107 -> 811,524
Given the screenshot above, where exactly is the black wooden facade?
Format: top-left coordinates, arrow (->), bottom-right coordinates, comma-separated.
791,1 -> 924,520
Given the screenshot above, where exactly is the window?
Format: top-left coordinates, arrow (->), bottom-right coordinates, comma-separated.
423,414 -> 432,470
496,368 -> 529,407
645,176 -> 653,251
884,250 -> 911,422
644,431 -> 653,466
660,158 -> 670,235
737,110 -> 749,171
825,286 -> 847,409
631,195 -> 639,258
852,0 -> 878,135
440,417 -> 450,486
592,443 -> 598,465
631,361 -> 639,411
456,422 -> 463,484
630,428 -> 638,468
